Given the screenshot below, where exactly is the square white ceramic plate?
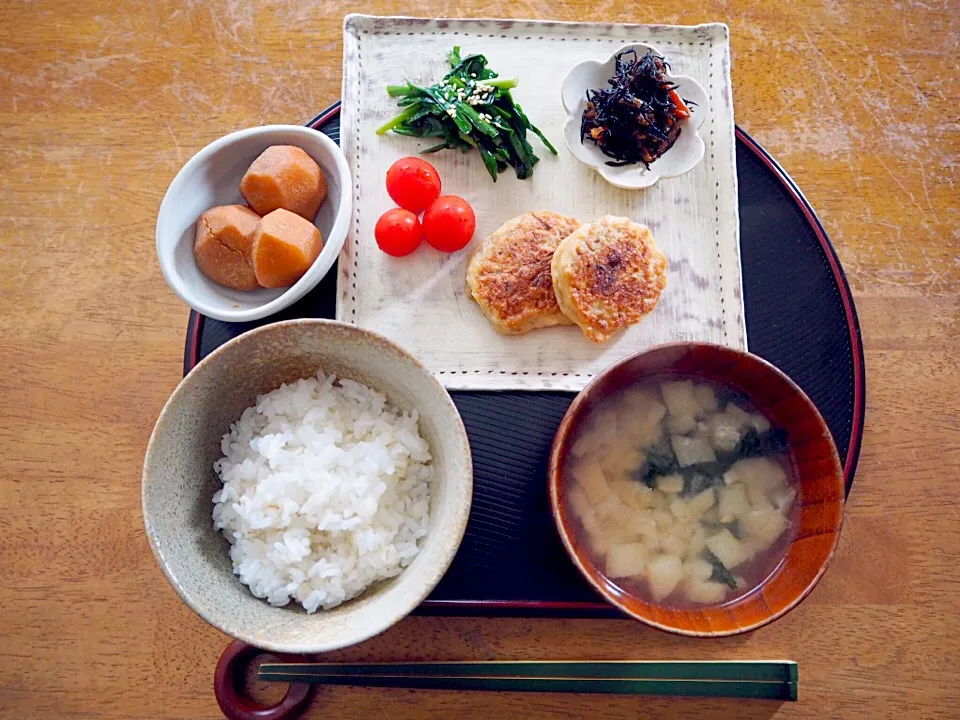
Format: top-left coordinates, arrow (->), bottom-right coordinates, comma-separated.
340,15 -> 744,391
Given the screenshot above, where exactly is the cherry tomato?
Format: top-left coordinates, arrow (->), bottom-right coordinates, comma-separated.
385,157 -> 442,213
374,208 -> 423,257
422,196 -> 476,253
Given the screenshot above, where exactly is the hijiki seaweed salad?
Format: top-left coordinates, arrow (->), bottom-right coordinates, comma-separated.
377,47 -> 556,181
580,50 -> 694,168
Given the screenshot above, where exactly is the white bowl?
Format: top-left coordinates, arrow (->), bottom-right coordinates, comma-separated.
142,319 -> 473,653
156,126 -> 351,322
561,44 -> 708,190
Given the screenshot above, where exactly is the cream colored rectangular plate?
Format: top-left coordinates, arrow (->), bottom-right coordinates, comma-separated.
340,14 -> 744,391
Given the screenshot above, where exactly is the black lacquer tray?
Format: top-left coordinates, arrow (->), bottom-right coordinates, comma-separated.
184,102 -> 864,618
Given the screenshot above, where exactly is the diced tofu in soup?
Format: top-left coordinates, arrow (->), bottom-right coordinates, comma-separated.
634,401 -> 667,446
669,497 -> 692,523
684,557 -> 714,582
717,483 -> 750,522
652,509 -> 673,530
723,402 -> 751,428
693,384 -> 720,412
749,413 -> 772,433
568,485 -> 591,521
741,507 -> 788,548
671,435 -> 716,466
709,412 -> 742,453
727,458 -> 787,507
646,555 -> 684,601
772,486 -> 797,514
614,479 -> 654,510
685,524 -> 707,559
667,414 -> 698,435
684,579 -> 729,604
564,374 -> 797,608
577,465 -> 611,504
624,512 -> 658,545
660,532 -> 687,557
656,473 -> 684,494
606,542 -> 649,578
706,529 -> 752,569
660,381 -> 701,419
688,488 -> 716,517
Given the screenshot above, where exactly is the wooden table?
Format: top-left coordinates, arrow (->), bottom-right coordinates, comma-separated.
1,1 -> 957,718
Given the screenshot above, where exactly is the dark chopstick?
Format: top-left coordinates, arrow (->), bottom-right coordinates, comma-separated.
258,660 -> 798,700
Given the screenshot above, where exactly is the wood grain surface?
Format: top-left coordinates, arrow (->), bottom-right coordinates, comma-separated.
0,1 -> 957,718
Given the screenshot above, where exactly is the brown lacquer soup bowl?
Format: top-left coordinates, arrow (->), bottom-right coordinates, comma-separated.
549,343 -> 844,636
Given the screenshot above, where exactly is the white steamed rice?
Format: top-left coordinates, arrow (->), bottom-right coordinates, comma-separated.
212,371 -> 432,613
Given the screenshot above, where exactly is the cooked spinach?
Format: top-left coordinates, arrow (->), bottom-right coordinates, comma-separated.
377,46 -> 555,181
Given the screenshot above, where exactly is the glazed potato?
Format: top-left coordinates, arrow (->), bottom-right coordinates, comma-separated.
251,208 -> 322,288
194,204 -> 261,290
241,145 -> 327,220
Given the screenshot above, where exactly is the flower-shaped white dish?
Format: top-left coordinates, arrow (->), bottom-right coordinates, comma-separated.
561,44 -> 708,190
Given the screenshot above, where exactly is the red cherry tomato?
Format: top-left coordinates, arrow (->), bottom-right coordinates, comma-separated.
385,157 -> 442,213
374,208 -> 423,257
422,196 -> 476,253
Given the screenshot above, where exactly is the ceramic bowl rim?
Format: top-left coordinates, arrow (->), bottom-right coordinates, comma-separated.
142,318 -> 473,653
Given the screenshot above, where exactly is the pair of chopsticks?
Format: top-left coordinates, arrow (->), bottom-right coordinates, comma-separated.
259,660 -> 798,700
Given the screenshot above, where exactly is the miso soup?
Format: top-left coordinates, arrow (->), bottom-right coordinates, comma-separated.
564,375 -> 798,607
